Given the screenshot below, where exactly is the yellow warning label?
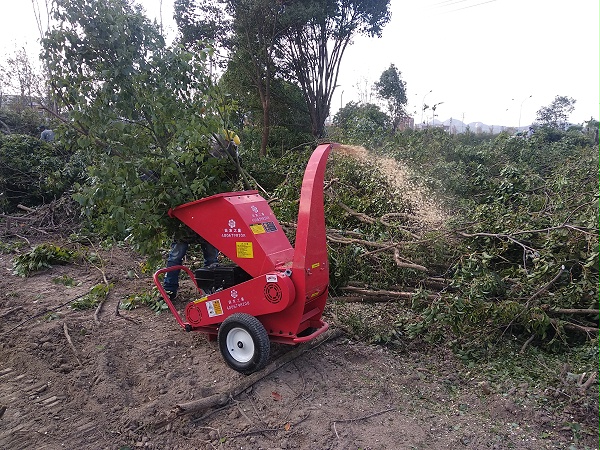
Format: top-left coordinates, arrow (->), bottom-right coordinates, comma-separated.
206,299 -> 223,317
311,262 -> 320,269
236,241 -> 254,259
249,224 -> 266,234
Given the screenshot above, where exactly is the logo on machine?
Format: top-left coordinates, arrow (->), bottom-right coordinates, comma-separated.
222,218 -> 246,238
226,292 -> 250,311
250,205 -> 270,223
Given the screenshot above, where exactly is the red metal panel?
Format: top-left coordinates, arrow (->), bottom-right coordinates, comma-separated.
259,143 -> 333,338
184,272 -> 295,327
292,143 -> 332,309
169,191 -> 294,277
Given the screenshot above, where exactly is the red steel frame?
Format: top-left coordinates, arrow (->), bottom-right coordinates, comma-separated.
153,143 -> 334,344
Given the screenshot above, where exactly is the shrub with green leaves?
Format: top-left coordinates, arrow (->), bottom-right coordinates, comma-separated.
12,244 -> 77,277
71,283 -> 111,310
0,134 -> 72,212
42,0 -> 242,266
120,288 -> 167,313
375,127 -> 599,349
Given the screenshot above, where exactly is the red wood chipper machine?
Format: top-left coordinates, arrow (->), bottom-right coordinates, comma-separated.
153,143 -> 334,374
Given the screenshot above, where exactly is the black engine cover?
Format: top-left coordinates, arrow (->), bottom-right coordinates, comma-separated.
194,265 -> 252,293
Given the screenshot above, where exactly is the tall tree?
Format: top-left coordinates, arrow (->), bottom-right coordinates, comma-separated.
174,0 -> 227,52
280,0 -> 391,138
42,0 -> 237,260
229,0 -> 284,156
175,0 -> 284,157
373,64 -> 407,132
535,95 -> 576,130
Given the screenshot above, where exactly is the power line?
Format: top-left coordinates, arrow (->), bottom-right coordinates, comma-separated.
444,0 -> 498,14
429,0 -> 465,7
430,0 -> 474,9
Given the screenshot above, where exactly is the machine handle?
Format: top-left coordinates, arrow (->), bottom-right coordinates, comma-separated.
152,265 -> 200,330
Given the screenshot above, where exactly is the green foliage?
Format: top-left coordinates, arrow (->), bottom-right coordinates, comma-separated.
52,275 -> 79,286
333,102 -> 390,147
120,288 -> 168,313
0,240 -> 27,254
374,64 -> 407,132
12,243 -> 77,277
0,106 -> 46,136
71,283 -> 111,310
42,0 -> 241,263
251,147 -> 415,290
0,134 -> 74,212
279,0 -> 391,137
378,127 -> 598,348
220,64 -> 313,154
535,95 -> 576,129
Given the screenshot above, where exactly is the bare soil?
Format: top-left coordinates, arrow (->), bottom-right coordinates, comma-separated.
0,146 -> 597,450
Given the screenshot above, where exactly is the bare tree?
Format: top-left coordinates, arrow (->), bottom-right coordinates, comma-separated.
279,0 -> 391,138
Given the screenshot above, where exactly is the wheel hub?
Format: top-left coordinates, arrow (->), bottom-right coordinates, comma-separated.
226,327 -> 255,363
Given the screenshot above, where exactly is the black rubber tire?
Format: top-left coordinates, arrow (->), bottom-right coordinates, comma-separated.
218,313 -> 270,375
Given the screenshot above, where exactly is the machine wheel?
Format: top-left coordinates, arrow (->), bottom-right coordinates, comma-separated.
218,313 -> 270,375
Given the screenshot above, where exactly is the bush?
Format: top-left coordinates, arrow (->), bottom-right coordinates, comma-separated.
380,128 -> 598,349
0,134 -> 75,212
12,243 -> 77,277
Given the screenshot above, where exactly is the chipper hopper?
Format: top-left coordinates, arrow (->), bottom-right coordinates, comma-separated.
153,143 -> 334,374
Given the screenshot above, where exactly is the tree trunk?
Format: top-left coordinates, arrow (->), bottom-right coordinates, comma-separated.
260,98 -> 270,157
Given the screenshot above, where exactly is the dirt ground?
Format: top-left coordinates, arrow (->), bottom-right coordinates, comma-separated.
0,145 -> 598,450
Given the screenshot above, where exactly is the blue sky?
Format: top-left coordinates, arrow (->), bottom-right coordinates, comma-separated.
2,0 -> 598,127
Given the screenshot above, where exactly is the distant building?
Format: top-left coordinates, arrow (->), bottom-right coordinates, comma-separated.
397,115 -> 414,131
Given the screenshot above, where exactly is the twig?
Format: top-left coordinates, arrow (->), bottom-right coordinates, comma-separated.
458,230 -> 536,257
328,197 -> 377,224
527,265 -> 565,302
331,407 -> 395,439
360,243 -> 398,258
327,234 -> 390,248
94,291 -> 109,325
63,322 -> 83,367
12,234 -> 31,246
519,334 -> 536,354
84,241 -> 111,324
228,412 -> 311,439
580,372 -> 597,391
499,265 -> 566,341
0,306 -> 23,319
17,204 -> 36,213
0,214 -> 34,221
1,292 -> 91,336
560,321 -> 599,336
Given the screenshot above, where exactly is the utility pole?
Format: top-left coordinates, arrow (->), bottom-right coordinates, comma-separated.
519,95 -> 532,130
421,90 -> 432,127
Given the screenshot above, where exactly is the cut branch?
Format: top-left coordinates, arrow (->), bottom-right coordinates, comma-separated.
544,307 -> 600,316
169,328 -> 344,419
337,286 -> 439,302
393,248 -> 428,272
